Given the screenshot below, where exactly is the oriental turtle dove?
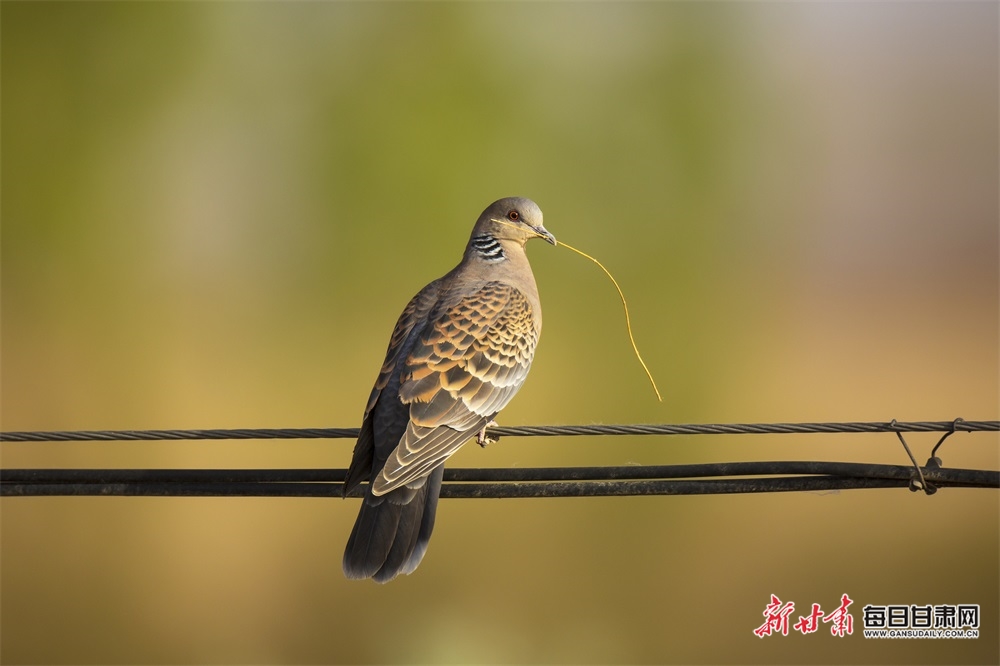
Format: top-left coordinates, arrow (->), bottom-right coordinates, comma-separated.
342,197 -> 554,582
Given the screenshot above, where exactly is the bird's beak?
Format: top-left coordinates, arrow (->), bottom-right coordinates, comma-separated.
535,226 -> 557,246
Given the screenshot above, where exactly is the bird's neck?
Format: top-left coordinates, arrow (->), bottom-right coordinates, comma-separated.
468,234 -> 507,263
453,234 -> 540,322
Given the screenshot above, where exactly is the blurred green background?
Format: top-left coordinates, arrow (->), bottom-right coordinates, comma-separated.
2,2 -> 997,664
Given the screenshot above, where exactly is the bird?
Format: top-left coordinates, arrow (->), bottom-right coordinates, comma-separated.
341,197 -> 555,583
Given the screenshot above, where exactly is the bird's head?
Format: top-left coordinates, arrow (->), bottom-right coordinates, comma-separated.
474,197 -> 556,247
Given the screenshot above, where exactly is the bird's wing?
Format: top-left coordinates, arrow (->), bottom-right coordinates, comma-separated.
372,281 -> 539,495
364,281 -> 444,420
342,280 -> 443,497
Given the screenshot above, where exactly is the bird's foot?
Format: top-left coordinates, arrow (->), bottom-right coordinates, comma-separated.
477,420 -> 500,447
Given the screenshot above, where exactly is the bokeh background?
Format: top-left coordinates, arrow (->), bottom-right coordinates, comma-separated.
2,2 -> 997,664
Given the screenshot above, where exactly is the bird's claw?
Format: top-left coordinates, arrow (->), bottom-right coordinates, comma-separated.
477,420 -> 500,447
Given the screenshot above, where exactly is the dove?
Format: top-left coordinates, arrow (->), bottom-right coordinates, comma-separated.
342,197 -> 555,582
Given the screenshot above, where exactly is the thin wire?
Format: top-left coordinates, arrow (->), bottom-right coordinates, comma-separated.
2,420 -> 997,442
931,417 -> 964,459
890,419 -> 928,492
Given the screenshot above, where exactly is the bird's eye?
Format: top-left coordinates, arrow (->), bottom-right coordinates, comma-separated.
507,210 -> 520,221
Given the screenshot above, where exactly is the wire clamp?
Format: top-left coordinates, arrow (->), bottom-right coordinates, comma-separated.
926,417 -> 963,471
890,419 -> 935,495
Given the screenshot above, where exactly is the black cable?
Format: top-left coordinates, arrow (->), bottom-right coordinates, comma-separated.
0,477 -> 987,498
2,462 -> 995,497
3,461 -> 996,484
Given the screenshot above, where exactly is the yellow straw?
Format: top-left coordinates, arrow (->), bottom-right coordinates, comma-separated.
556,240 -> 663,402
491,217 -> 662,402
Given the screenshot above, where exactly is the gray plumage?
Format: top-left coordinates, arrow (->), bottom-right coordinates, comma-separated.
342,197 -> 555,583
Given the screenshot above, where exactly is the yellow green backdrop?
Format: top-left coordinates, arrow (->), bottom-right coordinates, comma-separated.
2,2 -> 997,664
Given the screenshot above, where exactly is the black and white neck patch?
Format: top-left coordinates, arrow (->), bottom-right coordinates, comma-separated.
471,235 -> 505,262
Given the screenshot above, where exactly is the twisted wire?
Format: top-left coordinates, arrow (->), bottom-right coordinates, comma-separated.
1,420 -> 996,442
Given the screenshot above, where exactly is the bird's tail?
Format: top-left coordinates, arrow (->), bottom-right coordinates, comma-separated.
342,465 -> 444,583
